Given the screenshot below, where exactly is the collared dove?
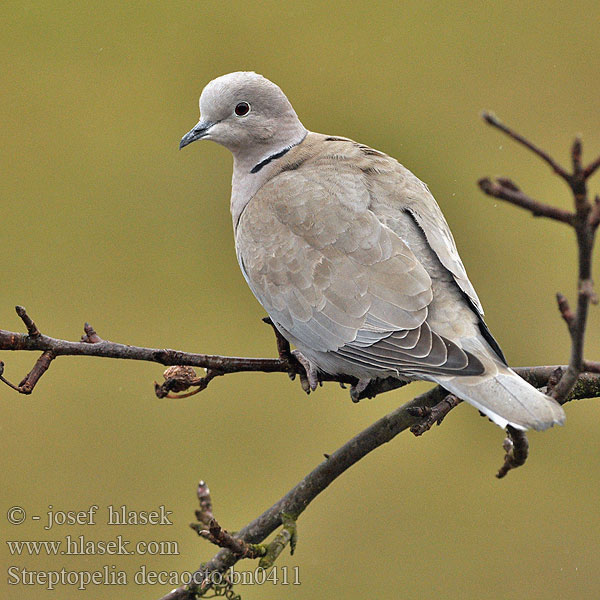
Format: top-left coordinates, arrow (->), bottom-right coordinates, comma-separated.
180,71 -> 565,432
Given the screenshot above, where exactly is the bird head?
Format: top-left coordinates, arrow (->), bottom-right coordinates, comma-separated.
179,71 -> 306,157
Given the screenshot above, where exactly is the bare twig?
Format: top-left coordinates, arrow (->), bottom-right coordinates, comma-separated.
0,362 -> 21,392
197,518 -> 266,560
189,484 -> 267,566
1,310 -> 598,405
155,366 -> 223,399
478,177 -> 574,224
156,367 -> 600,600
156,384 -> 451,600
556,293 -> 576,331
583,360 -> 600,374
572,136 -> 583,176
195,481 -> 214,525
589,195 -> 600,229
0,349 -> 55,395
480,114 -> 599,407
15,305 -> 41,337
583,155 -> 600,179
258,513 -> 297,569
550,148 -> 597,402
81,322 -> 102,343
0,109 -> 597,600
17,350 -> 56,394
496,426 -> 529,479
408,393 -> 461,436
481,112 -> 571,180
188,480 -> 297,589
0,307 -> 362,395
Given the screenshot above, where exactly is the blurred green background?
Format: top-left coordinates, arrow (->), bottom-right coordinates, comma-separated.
2,1 -> 599,599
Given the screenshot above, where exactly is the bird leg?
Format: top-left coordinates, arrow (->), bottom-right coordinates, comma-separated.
291,350 -> 321,393
350,378 -> 371,403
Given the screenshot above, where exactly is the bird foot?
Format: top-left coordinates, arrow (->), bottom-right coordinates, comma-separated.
408,394 -> 461,436
291,350 -> 321,393
350,378 -> 371,403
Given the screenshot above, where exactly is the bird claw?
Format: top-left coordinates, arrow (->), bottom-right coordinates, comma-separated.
408,394 -> 461,436
291,350 -> 320,393
350,378 -> 371,403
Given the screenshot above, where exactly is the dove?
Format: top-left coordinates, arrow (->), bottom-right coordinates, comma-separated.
180,71 -> 565,431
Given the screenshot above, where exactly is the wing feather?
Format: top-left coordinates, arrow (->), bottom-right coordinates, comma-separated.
235,134 -> 485,375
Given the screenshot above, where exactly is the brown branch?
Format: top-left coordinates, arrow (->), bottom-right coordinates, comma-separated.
258,513 -> 297,569
0,362 -> 21,392
550,146 -> 597,402
197,518 -> 266,560
478,177 -> 574,224
556,293 -> 576,331
583,360 -> 600,374
0,109 -> 596,600
481,112 -> 571,180
0,306 -> 356,398
408,393 -> 461,436
480,114 -> 598,406
583,155 -> 600,179
158,365 -> 600,600
18,351 -> 56,394
2,309 -> 599,405
1,114 -> 599,597
0,350 -> 56,395
157,362 -> 600,599
81,322 -> 102,343
194,480 -> 214,528
496,426 -> 529,479
190,480 -> 297,582
187,482 -> 272,590
572,136 -> 583,176
15,305 -> 41,337
589,195 -> 600,229
156,384 -> 448,600
0,306 -> 297,397
155,366 -> 223,399
1,306 -> 599,406
156,366 -> 600,600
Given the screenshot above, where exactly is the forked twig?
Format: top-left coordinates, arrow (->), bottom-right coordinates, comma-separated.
480,113 -> 599,475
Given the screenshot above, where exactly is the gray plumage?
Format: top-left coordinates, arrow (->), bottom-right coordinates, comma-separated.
180,71 -> 565,432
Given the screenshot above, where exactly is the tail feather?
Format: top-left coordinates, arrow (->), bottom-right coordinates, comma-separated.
435,366 -> 566,431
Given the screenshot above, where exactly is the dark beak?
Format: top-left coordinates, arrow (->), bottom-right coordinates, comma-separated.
179,120 -> 213,150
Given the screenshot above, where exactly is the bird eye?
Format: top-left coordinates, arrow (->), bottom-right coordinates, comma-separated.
234,102 -> 250,117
